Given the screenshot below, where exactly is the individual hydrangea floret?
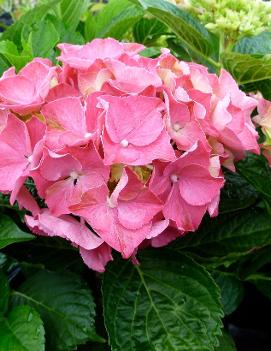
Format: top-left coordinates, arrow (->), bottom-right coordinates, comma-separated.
0,38 -> 260,271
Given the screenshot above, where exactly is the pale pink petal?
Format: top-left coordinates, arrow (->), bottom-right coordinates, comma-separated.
16,185 -> 40,216
57,38 -> 125,70
80,243 -> 113,272
26,210 -> 103,250
146,219 -> 170,239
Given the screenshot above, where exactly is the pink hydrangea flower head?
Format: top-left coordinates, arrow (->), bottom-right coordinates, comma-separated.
0,38 -> 261,271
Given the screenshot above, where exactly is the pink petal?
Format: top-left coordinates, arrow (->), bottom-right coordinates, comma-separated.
102,95 -> 164,146
26,210 -> 103,250
80,243 -> 113,272
57,38 -> 125,70
178,165 -> 224,206
16,185 -> 40,216
102,128 -> 175,166
163,184 -> 206,231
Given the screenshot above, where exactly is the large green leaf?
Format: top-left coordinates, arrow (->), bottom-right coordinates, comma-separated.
5,237 -> 84,274
233,31 -> 271,55
0,305 -> 45,351
12,270 -> 100,351
171,209 -> 271,263
28,17 -> 59,58
59,0 -> 89,32
247,274 -> 271,301
0,40 -> 32,70
103,250 -> 223,351
237,154 -> 271,201
222,52 -> 271,85
133,17 -> 168,45
94,0 -> 144,39
212,271 -> 244,315
236,245 -> 271,279
216,331 -> 236,351
0,271 -> 9,314
47,14 -> 85,45
0,56 -> 9,75
131,0 -> 219,66
1,0 -> 60,48
84,12 -> 97,42
0,214 -> 34,249
219,171 -> 259,214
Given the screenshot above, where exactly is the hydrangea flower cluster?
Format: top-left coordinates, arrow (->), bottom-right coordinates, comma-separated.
0,38 -> 260,271
170,0 -> 271,41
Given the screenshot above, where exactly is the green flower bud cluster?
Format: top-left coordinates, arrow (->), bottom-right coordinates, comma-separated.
170,0 -> 271,41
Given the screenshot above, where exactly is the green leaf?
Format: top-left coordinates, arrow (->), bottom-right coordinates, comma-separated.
237,245 -> 271,279
233,31 -> 271,55
0,305 -> 45,351
222,51 -> 271,85
1,0 -> 61,48
84,13 -> 97,42
212,271 -> 244,315
0,271 -> 9,314
0,40 -> 32,70
140,46 -> 161,58
0,214 -> 34,249
0,56 -> 9,75
12,270 -> 101,351
171,209 -> 271,264
59,0 -> 89,32
219,171 -> 259,214
237,154 -> 271,201
103,250 -> 223,351
47,14 -> 84,45
216,331 -> 236,351
94,0 -> 144,39
133,17 -> 167,45
5,237 -> 84,274
131,0 -> 219,67
28,18 -> 59,58
247,274 -> 271,301
166,37 -> 193,62
242,78 -> 271,100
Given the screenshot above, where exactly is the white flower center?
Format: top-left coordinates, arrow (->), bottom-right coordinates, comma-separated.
70,171 -> 79,180
84,132 -> 92,139
173,123 -> 182,132
170,174 -> 179,183
107,196 -> 116,208
27,155 -> 33,163
120,139 -> 129,147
